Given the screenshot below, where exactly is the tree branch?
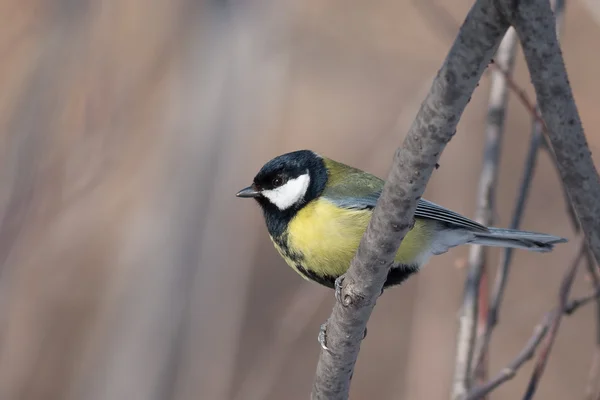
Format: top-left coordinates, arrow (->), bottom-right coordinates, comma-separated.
458,27 -> 519,392
522,240 -> 586,399
466,312 -> 552,400
310,1 -> 510,398
472,116 -> 544,379
499,0 -> 600,265
471,0 -> 566,382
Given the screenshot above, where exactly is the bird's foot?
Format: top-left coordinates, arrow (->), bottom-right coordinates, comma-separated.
334,276 -> 345,304
318,321 -> 330,351
317,321 -> 367,352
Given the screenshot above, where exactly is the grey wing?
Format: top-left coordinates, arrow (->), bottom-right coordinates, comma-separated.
320,170 -> 385,210
321,190 -> 381,210
324,186 -> 488,233
415,199 -> 489,233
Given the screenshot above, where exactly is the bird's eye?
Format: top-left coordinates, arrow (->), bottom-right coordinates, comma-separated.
272,176 -> 283,187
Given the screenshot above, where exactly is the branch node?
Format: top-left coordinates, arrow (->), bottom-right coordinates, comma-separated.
335,275 -> 367,308
501,367 -> 515,379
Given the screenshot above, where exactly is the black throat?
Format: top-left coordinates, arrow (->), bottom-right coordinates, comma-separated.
255,153 -> 328,239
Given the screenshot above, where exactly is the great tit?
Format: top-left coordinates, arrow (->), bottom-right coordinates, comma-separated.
236,150 -> 567,289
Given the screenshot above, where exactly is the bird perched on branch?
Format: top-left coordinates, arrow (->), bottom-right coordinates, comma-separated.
236,150 -> 567,290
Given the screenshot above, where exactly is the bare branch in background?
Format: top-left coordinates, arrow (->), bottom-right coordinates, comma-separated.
311,1 -> 510,398
522,241 -> 586,399
467,240 -> 590,400
564,287 -> 600,315
466,312 -> 552,400
472,116 -> 544,378
454,27 -> 519,392
471,0 -> 566,383
583,247 -> 600,400
502,0 -> 600,263
416,0 -> 580,239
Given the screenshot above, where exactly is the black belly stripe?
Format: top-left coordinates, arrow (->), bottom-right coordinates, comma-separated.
295,262 -> 419,290
295,264 -> 337,288
384,264 -> 419,288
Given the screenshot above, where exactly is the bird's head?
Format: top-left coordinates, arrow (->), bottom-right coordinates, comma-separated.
236,150 -> 327,213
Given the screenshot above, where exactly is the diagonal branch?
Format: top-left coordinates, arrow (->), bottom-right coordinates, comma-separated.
471,0 -> 566,382
499,0 -> 600,265
415,0 -> 580,238
310,1 -> 511,398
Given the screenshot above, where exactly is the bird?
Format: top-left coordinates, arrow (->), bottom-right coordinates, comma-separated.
236,149 -> 567,291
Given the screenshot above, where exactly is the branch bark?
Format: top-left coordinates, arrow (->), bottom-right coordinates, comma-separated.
471,0 -> 566,382
498,0 -> 600,264
310,1 -> 510,398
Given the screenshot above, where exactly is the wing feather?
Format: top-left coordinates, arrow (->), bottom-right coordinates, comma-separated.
320,159 -> 488,232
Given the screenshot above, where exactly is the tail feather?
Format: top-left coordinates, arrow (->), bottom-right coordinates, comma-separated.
471,227 -> 567,253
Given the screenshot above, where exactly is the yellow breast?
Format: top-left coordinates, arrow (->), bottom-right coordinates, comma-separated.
278,198 -> 435,279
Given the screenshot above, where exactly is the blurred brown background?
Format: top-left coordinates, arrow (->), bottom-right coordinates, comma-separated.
0,0 -> 599,399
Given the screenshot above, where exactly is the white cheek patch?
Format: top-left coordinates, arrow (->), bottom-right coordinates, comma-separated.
262,173 -> 311,210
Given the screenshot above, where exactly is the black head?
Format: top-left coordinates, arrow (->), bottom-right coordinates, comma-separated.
236,150 -> 328,217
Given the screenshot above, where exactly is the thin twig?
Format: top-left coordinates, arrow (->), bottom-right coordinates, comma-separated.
491,62 -> 547,132
522,241 -> 586,400
584,246 -> 600,400
311,1 -> 511,398
564,287 -> 600,315
472,0 -> 567,381
466,312 -> 552,400
490,64 -> 580,233
473,272 -> 489,388
467,241 -> 588,400
473,111 -> 544,377
455,27 -> 519,392
503,0 -> 600,263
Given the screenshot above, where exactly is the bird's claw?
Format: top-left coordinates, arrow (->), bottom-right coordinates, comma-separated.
334,276 -> 344,304
318,321 -> 367,352
318,321 -> 330,351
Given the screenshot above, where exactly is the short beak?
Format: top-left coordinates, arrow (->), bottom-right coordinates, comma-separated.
236,185 -> 260,198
